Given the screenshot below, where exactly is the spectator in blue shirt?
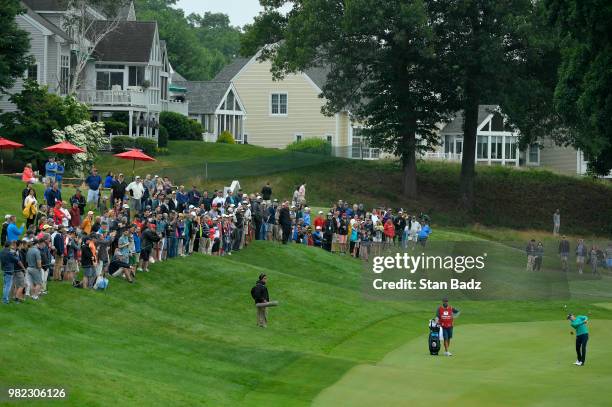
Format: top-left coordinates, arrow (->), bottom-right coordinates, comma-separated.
85,168 -> 102,209
176,185 -> 189,212
418,221 -> 432,247
6,216 -> 24,242
104,172 -> 114,189
44,182 -> 62,208
55,160 -> 65,188
45,157 -> 57,185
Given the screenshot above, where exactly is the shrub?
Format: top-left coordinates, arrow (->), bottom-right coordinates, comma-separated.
216,131 -> 235,144
158,125 -> 169,148
286,137 -> 331,155
103,120 -> 128,136
160,111 -> 198,140
189,119 -> 204,140
111,136 -> 158,155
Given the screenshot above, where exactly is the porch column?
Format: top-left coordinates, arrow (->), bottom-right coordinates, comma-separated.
501,135 -> 506,166
128,110 -> 133,137
136,113 -> 140,137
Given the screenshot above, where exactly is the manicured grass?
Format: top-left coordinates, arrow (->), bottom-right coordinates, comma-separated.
1,162 -> 611,406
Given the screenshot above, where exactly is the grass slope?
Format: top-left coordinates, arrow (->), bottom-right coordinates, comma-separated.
94,142 -> 612,236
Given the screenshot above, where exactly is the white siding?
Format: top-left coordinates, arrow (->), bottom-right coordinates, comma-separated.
233,58 -> 337,149
539,140 -> 579,175
0,15 -> 47,113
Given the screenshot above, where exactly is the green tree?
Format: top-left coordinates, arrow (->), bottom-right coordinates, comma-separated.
242,0 -> 452,198
136,0 -> 242,80
430,0 -> 535,207
0,81 -> 89,167
0,0 -> 32,94
545,0 -> 612,176
160,111 -> 200,140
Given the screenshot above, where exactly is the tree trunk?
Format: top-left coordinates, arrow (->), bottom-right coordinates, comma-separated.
459,96 -> 479,209
401,131 -> 418,199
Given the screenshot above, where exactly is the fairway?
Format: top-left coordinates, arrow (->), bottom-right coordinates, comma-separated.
314,320 -> 612,407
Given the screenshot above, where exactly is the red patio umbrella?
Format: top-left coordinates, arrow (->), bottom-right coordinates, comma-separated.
43,140 -> 86,155
0,137 -> 24,171
113,148 -> 156,177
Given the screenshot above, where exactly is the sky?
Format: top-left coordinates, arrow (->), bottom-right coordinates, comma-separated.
174,0 -> 265,27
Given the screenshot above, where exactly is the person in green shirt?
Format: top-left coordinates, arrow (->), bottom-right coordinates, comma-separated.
567,313 -> 589,366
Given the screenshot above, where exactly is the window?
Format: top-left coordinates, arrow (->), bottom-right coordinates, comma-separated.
528,143 -> 540,164
271,93 -> 288,115
128,66 -> 145,87
326,134 -> 333,143
477,135 -> 488,159
243,134 -> 248,144
226,90 -> 235,111
60,55 -> 70,95
491,113 -> 505,131
480,120 -> 490,132
97,64 -> 125,69
456,138 -> 463,154
96,71 -> 123,90
505,136 -> 517,160
491,136 -> 503,159
295,133 -> 303,142
444,135 -> 455,154
26,63 -> 38,82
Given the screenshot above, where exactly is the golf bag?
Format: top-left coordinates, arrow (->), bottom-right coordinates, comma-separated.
428,319 -> 441,355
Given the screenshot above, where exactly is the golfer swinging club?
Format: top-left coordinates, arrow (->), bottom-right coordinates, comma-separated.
567,313 -> 589,366
437,297 -> 460,356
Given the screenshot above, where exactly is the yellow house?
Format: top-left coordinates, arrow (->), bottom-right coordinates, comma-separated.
211,54 -> 381,159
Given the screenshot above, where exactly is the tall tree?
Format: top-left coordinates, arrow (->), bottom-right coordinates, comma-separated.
242,0 -> 452,198
545,0 -> 612,176
64,0 -> 130,94
0,0 -> 32,94
430,0 -> 534,208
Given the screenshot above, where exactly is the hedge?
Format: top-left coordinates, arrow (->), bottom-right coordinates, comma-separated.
286,137 -> 331,155
158,125 -> 169,148
216,131 -> 235,144
111,136 -> 158,155
103,119 -> 128,136
160,111 -> 200,140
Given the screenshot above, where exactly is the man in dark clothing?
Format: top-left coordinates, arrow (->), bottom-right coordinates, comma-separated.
252,273 -> 270,327
1,216 -> 9,247
278,202 -> 292,244
394,213 -> 406,246
261,182 -> 272,202
140,224 -> 160,272
2,241 -> 23,304
187,186 -> 201,207
70,189 -> 86,215
111,173 -> 128,204
201,191 -> 212,211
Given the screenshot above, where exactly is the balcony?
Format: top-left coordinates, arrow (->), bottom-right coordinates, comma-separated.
77,89 -> 147,108
421,152 -> 463,161
162,100 -> 189,116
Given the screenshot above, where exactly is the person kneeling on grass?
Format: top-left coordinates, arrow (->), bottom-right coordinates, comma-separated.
437,297 -> 460,356
108,248 -> 135,283
568,313 -> 589,366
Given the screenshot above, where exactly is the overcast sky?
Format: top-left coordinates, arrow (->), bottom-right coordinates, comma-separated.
174,0 -> 265,27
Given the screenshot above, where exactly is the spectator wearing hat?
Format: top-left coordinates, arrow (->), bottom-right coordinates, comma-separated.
26,237 -> 45,299
313,226 -> 323,247
81,211 -> 94,235
126,176 -> 145,215
80,236 -> 96,289
303,207 -> 311,226
51,226 -> 66,280
44,157 -> 57,186
64,230 -> 80,282
70,189 -> 86,215
279,202 -> 292,245
176,185 -> 188,213
188,186 -> 201,208
69,202 -> 81,228
252,273 -> 270,327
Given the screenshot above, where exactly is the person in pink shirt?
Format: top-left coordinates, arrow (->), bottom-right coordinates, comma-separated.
21,163 -> 37,183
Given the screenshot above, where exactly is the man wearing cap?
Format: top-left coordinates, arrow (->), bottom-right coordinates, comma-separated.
70,189 -> 86,215
188,185 -> 201,208
252,273 -> 270,327
44,182 -> 62,208
126,176 -> 145,215
26,237 -> 45,300
85,168 -> 102,210
567,313 -> 589,366
51,226 -> 65,281
437,298 -> 460,356
44,157 -> 57,186
176,185 -> 188,213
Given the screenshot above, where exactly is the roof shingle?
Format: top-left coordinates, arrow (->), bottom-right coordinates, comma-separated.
441,105 -> 500,134
174,81 -> 230,114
